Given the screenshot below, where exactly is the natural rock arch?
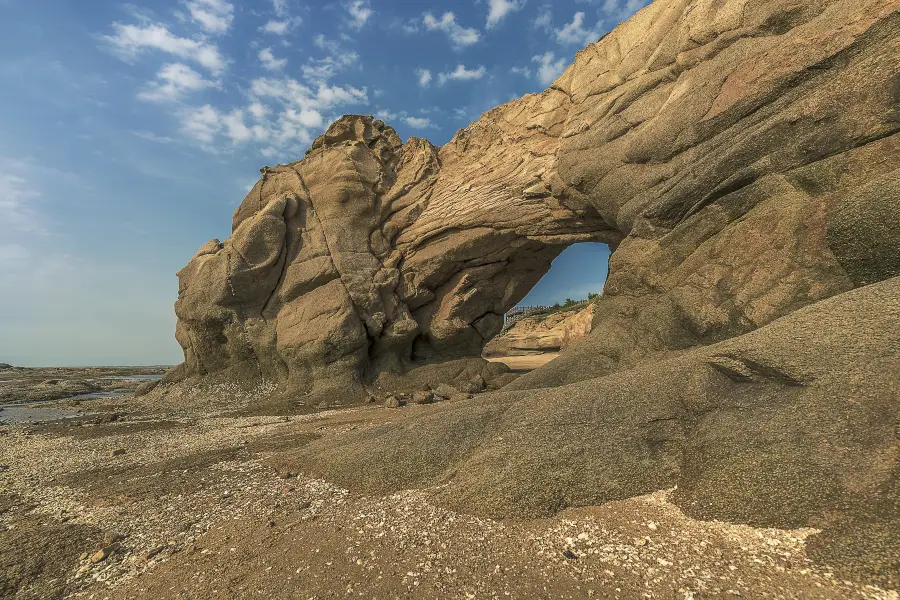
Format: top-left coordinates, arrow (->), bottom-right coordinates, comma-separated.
167,0 -> 899,408
171,114 -> 621,404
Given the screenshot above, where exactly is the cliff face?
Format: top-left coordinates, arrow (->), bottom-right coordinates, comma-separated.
169,0 -> 899,405
483,304 -> 594,357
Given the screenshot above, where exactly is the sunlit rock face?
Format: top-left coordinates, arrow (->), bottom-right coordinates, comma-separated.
171,0 -> 899,403
172,114 -> 616,403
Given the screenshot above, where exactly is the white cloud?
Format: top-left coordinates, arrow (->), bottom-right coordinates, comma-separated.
302,50 -> 359,84
137,62 -> 215,102
261,20 -> 291,34
132,131 -> 176,144
272,0 -> 288,16
374,109 -> 398,121
180,104 -> 222,143
437,64 -> 486,85
600,0 -> 650,21
258,47 -> 286,71
532,51 -> 567,85
423,12 -> 480,49
0,172 -> 43,236
556,12 -> 604,46
248,101 -> 269,119
534,5 -> 552,31
103,22 -> 227,74
221,109 -> 269,143
417,68 -> 432,87
404,116 -> 433,129
347,1 -> 373,30
185,0 -> 234,34
177,78 -> 367,149
486,0 -> 526,28
511,65 -> 531,78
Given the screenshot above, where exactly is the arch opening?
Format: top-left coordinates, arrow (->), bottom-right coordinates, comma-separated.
483,242 -> 611,372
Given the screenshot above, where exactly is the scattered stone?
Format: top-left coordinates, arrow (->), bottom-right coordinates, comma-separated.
102,531 -> 123,546
134,379 -> 160,397
90,546 -> 113,564
562,550 -> 578,560
94,413 -> 121,425
412,390 -> 434,405
458,375 -> 486,394
111,448 -> 126,457
432,384 -> 457,400
384,396 -> 402,409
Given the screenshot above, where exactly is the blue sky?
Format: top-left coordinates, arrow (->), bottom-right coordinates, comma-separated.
0,0 -> 638,366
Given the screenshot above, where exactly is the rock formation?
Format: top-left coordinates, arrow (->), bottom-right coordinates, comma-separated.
168,0 -> 899,409
291,276 -> 900,588
157,0 -> 900,586
483,303 -> 594,357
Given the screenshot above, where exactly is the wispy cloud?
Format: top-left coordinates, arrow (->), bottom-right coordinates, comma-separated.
534,5 -> 553,31
423,12 -> 480,49
103,22 -> 227,74
0,171 -> 44,236
404,116 -> 434,129
417,68 -> 432,87
137,62 -> 215,102
184,0 -> 234,34
486,0 -> 526,29
556,12 -> 604,46
258,47 -> 286,71
532,51 -> 567,85
179,78 -> 367,149
437,64 -> 486,85
261,20 -> 291,34
347,0 -> 373,30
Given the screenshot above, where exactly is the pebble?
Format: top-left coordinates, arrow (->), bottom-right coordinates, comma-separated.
103,531 -> 123,545
90,546 -> 113,564
111,449 -> 126,457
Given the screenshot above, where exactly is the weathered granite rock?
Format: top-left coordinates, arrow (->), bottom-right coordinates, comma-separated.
290,276 -> 900,588
483,303 -> 594,357
169,0 -> 899,407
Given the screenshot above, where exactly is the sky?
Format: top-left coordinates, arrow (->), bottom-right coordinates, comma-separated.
0,0 -> 640,366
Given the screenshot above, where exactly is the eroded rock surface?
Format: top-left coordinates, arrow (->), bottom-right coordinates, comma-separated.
169,0 -> 899,405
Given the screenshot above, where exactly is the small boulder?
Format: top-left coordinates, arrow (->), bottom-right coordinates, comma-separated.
384,396 -> 403,408
103,531 -> 123,545
432,384 -> 458,400
94,413 -> 121,425
90,546 -> 113,564
134,379 -> 160,397
412,390 -> 434,405
458,375 -> 486,394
